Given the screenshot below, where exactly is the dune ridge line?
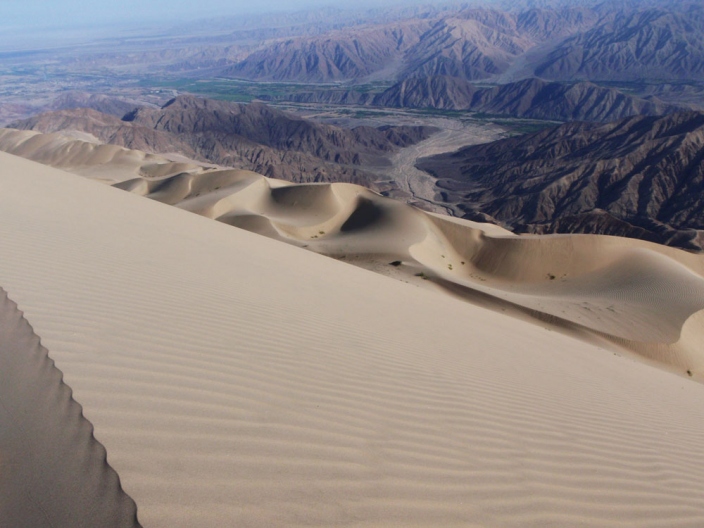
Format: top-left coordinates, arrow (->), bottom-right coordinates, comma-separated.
0,287 -> 141,527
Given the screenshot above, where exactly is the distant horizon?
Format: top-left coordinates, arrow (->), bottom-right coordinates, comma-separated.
1,0 -> 686,34
1,0 -> 453,32
0,0 -> 681,52
0,0 -> 460,51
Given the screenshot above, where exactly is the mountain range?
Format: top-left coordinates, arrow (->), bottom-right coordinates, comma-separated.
416,111 -> 704,250
9,96 -> 436,187
534,5 -> 704,81
287,76 -> 682,122
222,3 -> 704,85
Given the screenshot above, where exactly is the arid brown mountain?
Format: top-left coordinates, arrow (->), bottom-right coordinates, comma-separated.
513,5 -> 601,39
48,93 -> 146,118
398,6 -> 602,80
375,77 -> 680,121
416,111 -> 704,250
285,90 -> 376,106
639,82 -> 704,109
223,6 -> 603,83
287,76 -> 681,122
535,5 -> 704,81
10,96 -> 436,187
122,95 -> 434,162
397,11 -> 535,81
222,6 -> 605,84
221,4 -> 704,84
223,20 -> 433,82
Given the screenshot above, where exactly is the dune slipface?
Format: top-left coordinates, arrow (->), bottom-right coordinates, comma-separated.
0,288 -> 140,528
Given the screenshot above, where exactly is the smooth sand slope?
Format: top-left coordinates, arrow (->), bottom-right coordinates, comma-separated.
118,166 -> 704,377
2,151 -> 704,526
0,128 -> 209,184
3,128 -> 704,376
0,288 -> 140,528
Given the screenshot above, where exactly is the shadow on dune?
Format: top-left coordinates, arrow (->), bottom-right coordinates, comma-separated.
0,288 -> 141,528
340,197 -> 385,233
115,165 -> 704,377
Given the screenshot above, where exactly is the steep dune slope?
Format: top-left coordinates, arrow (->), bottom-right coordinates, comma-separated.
116,166 -> 704,376
2,151 -> 704,527
0,289 -> 140,528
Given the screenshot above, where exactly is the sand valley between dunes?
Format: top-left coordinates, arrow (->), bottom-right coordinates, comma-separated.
2,130 -> 704,527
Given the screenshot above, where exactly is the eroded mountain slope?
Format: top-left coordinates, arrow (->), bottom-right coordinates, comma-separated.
417,111 -> 704,250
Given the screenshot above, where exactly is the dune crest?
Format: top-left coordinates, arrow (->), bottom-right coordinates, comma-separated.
0,288 -> 140,527
0,128 -> 209,184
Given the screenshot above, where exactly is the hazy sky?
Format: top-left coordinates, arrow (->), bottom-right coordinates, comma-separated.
1,0 -> 436,31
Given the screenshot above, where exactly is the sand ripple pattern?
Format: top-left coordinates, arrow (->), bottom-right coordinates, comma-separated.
2,152 -> 704,526
0,288 -> 140,527
116,165 -> 704,376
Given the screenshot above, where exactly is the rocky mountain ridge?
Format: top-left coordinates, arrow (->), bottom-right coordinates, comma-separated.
10,96 -> 436,187
288,76 -> 682,122
416,111 -> 704,250
535,5 -> 704,81
222,3 -> 704,85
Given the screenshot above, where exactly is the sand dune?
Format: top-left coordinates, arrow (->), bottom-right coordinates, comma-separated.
2,127 -> 704,377
0,288 -> 140,528
0,128 -> 209,184
114,157 -> 704,377
2,147 -> 704,526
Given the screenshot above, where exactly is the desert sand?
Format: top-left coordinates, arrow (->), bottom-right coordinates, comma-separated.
2,137 -> 704,526
0,128 -> 209,184
3,127 -> 701,376
0,288 -> 139,528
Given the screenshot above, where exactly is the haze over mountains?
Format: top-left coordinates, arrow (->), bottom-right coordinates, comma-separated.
224,2 -> 704,85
